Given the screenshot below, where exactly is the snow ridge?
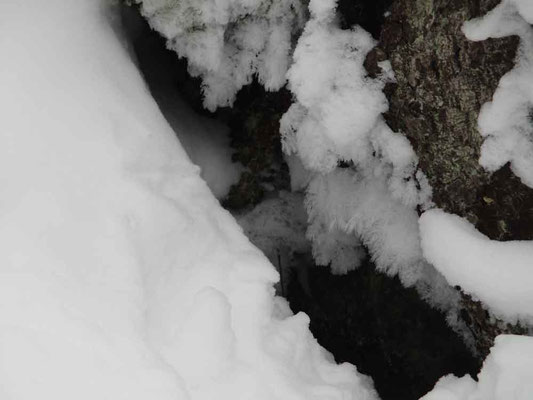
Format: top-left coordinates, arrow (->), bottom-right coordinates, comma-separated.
0,1 -> 378,399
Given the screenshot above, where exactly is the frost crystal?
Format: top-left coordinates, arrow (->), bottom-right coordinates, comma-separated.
137,0 -> 306,110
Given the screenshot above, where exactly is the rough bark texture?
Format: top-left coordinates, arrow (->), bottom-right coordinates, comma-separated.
369,0 -> 533,242
364,0 -> 533,358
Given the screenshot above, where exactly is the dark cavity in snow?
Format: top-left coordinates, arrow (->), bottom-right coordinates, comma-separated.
288,261 -> 479,400
124,4 -> 481,400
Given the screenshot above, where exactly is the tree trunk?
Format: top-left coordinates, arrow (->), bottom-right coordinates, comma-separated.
365,0 -> 532,357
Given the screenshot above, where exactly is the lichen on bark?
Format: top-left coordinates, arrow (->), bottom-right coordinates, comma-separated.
373,0 -> 533,242
364,0 -> 533,357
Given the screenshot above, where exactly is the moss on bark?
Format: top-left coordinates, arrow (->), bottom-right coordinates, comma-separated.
365,0 -> 533,357
371,0 -> 533,242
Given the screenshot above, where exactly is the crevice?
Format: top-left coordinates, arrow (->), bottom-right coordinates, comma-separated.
288,261 -> 480,400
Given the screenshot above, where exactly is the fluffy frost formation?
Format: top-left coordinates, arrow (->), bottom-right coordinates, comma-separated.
421,335 -> 533,400
0,1 -> 380,399
236,192 -> 311,294
280,0 -> 432,286
136,0 -> 306,111
463,0 -> 533,188
420,209 -> 533,323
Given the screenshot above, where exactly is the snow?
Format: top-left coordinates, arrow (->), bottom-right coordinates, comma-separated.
280,0 -> 436,289
421,335 -> 533,400
0,1 -> 379,399
126,11 -> 243,200
236,192 -> 309,261
419,209 -> 533,323
136,0 -> 306,110
137,0 -> 448,311
306,168 -> 425,282
462,0 -> 533,188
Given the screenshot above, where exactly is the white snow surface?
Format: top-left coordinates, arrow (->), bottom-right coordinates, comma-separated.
462,0 -> 533,188
0,1 -> 379,399
420,335 -> 533,400
419,209 -> 533,323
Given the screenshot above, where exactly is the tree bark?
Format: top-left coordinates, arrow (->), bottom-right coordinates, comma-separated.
366,0 -> 532,357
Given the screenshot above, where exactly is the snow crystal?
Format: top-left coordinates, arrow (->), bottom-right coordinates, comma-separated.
463,0 -> 533,188
281,0 -> 434,287
421,335 -> 533,400
282,17 -> 387,170
0,1 -> 379,399
420,209 -> 533,323
136,0 -> 306,110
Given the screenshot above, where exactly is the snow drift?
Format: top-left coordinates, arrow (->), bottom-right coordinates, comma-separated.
420,209 -> 533,323
421,335 -> 533,400
0,1 -> 378,399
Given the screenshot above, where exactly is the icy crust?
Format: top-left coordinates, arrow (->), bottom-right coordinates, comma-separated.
0,1 -> 378,399
136,0 -> 305,111
420,209 -> 533,323
420,335 -> 533,400
462,0 -> 533,188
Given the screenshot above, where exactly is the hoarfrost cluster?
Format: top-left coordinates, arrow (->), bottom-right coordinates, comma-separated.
137,0 -> 306,110
280,0 -> 436,291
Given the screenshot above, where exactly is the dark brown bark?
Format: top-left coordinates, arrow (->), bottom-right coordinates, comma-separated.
369,0 -> 533,242
366,0 -> 533,357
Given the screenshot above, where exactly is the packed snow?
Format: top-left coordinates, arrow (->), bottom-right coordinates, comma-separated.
0,1 -> 380,399
420,209 -> 533,323
463,0 -> 533,188
421,335 -> 533,400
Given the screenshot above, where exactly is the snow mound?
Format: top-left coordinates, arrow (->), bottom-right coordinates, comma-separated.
421,335 -> 533,400
419,209 -> 533,323
0,1 -> 378,399
462,0 -> 533,188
